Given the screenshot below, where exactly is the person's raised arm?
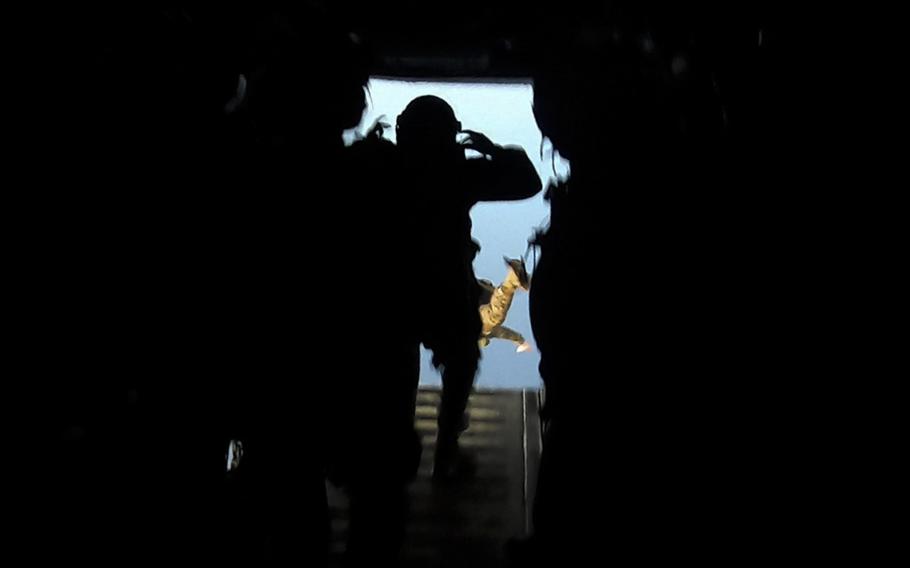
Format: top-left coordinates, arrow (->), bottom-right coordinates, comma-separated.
460,130 -> 543,202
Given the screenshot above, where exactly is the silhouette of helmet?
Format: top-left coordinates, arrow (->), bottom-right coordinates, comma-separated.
397,96 -> 462,143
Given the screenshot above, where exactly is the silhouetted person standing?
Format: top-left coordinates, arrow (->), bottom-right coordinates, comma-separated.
326,119 -> 425,567
519,6 -> 793,566
395,96 -> 541,478
234,8 -> 372,566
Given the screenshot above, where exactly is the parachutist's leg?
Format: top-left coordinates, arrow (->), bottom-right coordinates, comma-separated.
489,325 -> 526,346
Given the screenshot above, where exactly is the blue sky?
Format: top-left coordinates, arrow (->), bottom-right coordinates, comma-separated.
344,79 -> 569,389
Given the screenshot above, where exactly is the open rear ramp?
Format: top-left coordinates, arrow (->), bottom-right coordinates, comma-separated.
328,388 -> 541,567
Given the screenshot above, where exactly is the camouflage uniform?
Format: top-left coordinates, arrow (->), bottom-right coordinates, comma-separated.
478,260 -> 528,348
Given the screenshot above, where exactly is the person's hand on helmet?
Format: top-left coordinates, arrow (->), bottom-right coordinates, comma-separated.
459,130 -> 498,156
